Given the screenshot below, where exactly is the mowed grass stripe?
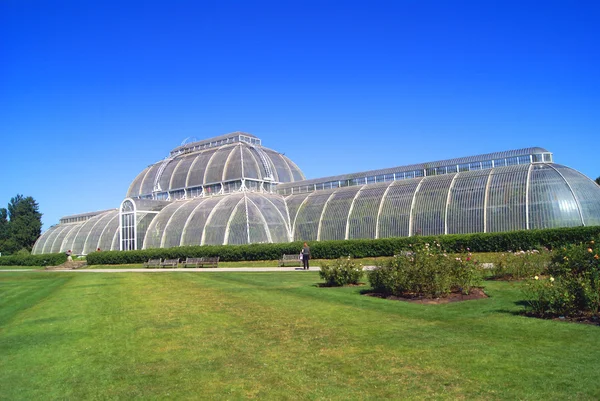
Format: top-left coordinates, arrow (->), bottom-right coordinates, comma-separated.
0,273 -> 454,399
0,272 -> 73,327
181,273 -> 600,399
1,272 -> 599,400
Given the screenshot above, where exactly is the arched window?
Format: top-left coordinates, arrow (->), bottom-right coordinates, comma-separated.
120,200 -> 136,251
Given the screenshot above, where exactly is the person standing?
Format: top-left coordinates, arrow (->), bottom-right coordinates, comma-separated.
301,242 -> 311,270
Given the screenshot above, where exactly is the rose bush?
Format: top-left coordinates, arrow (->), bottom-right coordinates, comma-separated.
523,238 -> 600,317
367,242 -> 484,298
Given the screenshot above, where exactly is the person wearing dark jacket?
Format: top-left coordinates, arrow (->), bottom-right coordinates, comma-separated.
301,242 -> 311,270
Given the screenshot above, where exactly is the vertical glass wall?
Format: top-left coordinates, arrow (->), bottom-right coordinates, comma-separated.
347,183 -> 388,240
486,165 -> 528,233
377,179 -> 421,238
319,187 -> 361,241
446,170 -> 489,235
411,174 -> 455,236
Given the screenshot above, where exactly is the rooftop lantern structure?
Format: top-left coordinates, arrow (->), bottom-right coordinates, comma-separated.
126,132 -> 304,202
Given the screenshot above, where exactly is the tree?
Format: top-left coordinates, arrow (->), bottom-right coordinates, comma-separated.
0,195 -> 43,254
0,208 -> 8,243
596,176 -> 600,186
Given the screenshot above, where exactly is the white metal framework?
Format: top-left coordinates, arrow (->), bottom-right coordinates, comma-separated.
32,136 -> 600,255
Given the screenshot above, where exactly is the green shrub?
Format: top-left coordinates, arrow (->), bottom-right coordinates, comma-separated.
319,257 -> 364,286
523,276 -> 567,317
367,242 -> 484,298
450,251 -> 484,295
523,238 -> 600,317
0,253 -> 67,267
489,249 -> 551,280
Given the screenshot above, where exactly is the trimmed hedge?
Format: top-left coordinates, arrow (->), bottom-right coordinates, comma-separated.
76,225 -> 600,266
0,253 -> 67,267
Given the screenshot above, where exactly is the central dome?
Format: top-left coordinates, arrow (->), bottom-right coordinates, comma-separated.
127,132 -> 304,199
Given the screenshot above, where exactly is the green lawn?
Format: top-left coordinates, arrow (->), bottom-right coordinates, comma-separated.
1,271 -> 598,400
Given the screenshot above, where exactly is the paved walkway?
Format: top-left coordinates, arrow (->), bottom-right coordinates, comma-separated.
1,266 -> 381,273
1,267 -> 326,273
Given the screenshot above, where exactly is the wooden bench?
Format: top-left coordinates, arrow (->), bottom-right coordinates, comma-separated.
182,257 -> 204,268
160,258 -> 180,268
200,256 -> 219,268
182,256 -> 220,268
144,258 -> 162,268
279,254 -> 302,267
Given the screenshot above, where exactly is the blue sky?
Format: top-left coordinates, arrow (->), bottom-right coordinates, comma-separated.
1,0 -> 599,230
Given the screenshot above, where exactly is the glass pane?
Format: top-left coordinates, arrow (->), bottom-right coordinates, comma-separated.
378,179 -> 421,238
447,170 -> 489,234
294,191 -> 333,241
223,145 -> 243,182
98,214 -> 120,251
161,201 -> 200,248
486,165 -> 528,232
348,183 -> 388,239
203,195 -> 244,245
158,158 -> 183,192
180,197 -> 221,246
225,200 -> 250,245
241,147 -> 261,180
247,194 -> 290,243
127,165 -> 151,198
267,151 -> 292,183
187,150 -> 216,187
204,147 -> 232,184
83,211 -> 118,254
139,163 -> 161,196
33,224 -> 60,254
555,165 -> 600,226
528,164 -> 580,229
319,187 -> 360,241
412,174 -> 455,236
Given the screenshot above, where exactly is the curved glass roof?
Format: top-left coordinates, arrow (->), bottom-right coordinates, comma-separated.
32,209 -> 120,255
142,192 -> 291,248
277,147 -> 552,195
286,163 -> 600,241
127,134 -> 304,199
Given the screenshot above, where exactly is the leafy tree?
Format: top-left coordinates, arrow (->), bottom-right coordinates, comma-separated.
0,195 -> 43,254
0,208 -> 8,242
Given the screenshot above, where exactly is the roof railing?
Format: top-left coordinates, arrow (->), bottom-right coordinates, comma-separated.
169,132 -> 261,156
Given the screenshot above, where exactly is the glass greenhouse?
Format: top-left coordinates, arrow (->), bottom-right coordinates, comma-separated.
32,132 -> 600,255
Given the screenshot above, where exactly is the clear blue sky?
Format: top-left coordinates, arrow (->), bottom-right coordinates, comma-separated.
1,0 -> 598,230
